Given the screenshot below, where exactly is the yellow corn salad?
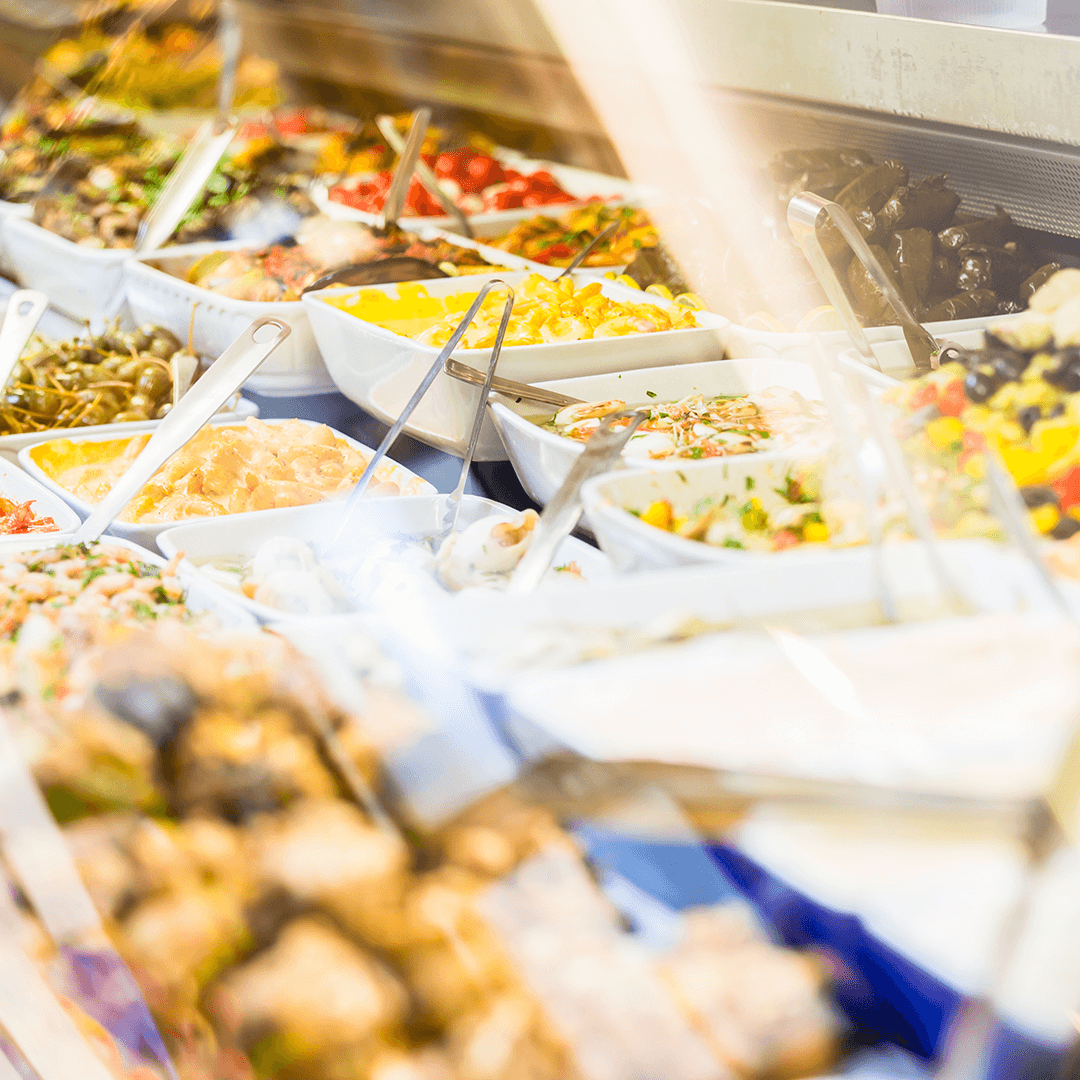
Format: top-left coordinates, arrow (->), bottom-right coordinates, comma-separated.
328,273 -> 699,348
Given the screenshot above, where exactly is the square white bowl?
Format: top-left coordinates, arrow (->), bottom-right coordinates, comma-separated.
5,216 -> 133,322
124,228 -> 543,398
157,494 -> 611,622
840,329 -> 986,382
489,357 -> 826,507
17,416 -> 435,554
302,270 -> 729,460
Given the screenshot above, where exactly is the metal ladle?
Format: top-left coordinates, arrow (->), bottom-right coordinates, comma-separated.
788,191 -> 964,374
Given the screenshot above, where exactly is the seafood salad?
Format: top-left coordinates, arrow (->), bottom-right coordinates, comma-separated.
180,216 -> 507,302
31,419 -> 426,524
546,386 -> 828,460
0,542 -> 188,641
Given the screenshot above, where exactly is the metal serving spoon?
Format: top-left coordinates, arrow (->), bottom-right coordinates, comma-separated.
301,255 -> 447,294
0,290 -> 47,393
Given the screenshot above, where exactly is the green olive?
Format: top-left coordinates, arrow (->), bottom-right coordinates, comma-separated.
147,329 -> 182,360
27,389 -> 61,416
136,364 -> 171,399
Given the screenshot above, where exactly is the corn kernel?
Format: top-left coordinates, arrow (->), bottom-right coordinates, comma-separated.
925,416 -> 965,449
803,521 -> 830,543
641,500 -> 673,529
962,453 -> 986,479
1030,503 -> 1060,534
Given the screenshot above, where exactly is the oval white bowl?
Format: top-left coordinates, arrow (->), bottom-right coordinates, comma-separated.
302,270 -> 729,460
489,356 -> 826,507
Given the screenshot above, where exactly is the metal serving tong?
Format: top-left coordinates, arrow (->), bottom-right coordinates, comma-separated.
375,113 -> 474,239
788,191 -> 964,374
133,1 -> 242,253
0,290 -> 47,394
379,107 -> 431,233
507,409 -> 647,595
444,357 -> 582,408
556,220 -> 621,278
71,318 -> 291,544
326,279 -> 515,550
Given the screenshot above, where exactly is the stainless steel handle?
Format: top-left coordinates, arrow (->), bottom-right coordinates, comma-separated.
444,357 -> 583,407
0,290 -> 47,393
380,107 -> 431,230
507,409 -> 646,594
376,114 -> 474,239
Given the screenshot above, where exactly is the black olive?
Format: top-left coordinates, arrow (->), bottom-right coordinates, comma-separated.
991,356 -> 1025,382
964,369 -> 999,403
1044,348 -> 1080,392
1020,486 -> 1059,509
1051,402 -> 1066,418
1052,516 -> 1080,540
1018,406 -> 1042,434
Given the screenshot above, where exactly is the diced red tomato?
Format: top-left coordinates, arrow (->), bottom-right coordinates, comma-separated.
1054,465 -> 1080,511
908,383 -> 938,410
937,380 -> 966,417
772,530 -> 801,550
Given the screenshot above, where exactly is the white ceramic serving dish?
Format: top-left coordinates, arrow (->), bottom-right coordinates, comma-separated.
500,606 -> 1080,802
0,455 -> 81,539
312,152 -> 633,238
124,229 -> 545,398
580,454 -> 823,572
442,539 -> 1075,692
0,398 -> 259,464
726,316 -> 1009,367
303,270 -> 729,460
0,199 -> 33,278
4,216 -> 133,322
18,416 -> 434,554
0,532 -> 258,630
489,357 -> 825,507
840,329 -> 986,382
157,493 -> 611,622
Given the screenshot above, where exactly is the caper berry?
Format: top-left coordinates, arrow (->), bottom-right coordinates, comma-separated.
146,329 -> 182,359
136,364 -> 171,399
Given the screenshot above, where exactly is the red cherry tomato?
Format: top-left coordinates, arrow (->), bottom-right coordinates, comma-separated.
936,380 -> 966,417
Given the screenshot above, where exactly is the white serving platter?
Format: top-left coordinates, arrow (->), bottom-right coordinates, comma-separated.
124,227 -> 543,398
302,270 -> 729,460
17,416 -> 434,554
489,357 -> 825,507
579,454 -> 822,572
157,493 -> 611,622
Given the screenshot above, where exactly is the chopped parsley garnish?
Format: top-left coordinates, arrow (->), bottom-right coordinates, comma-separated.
131,600 -> 157,620
722,538 -> 744,549
81,566 -> 106,587
645,390 -> 658,398
745,476 -> 755,490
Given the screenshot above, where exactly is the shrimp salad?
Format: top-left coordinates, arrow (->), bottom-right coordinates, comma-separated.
0,542 -> 189,639
544,386 -> 826,460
